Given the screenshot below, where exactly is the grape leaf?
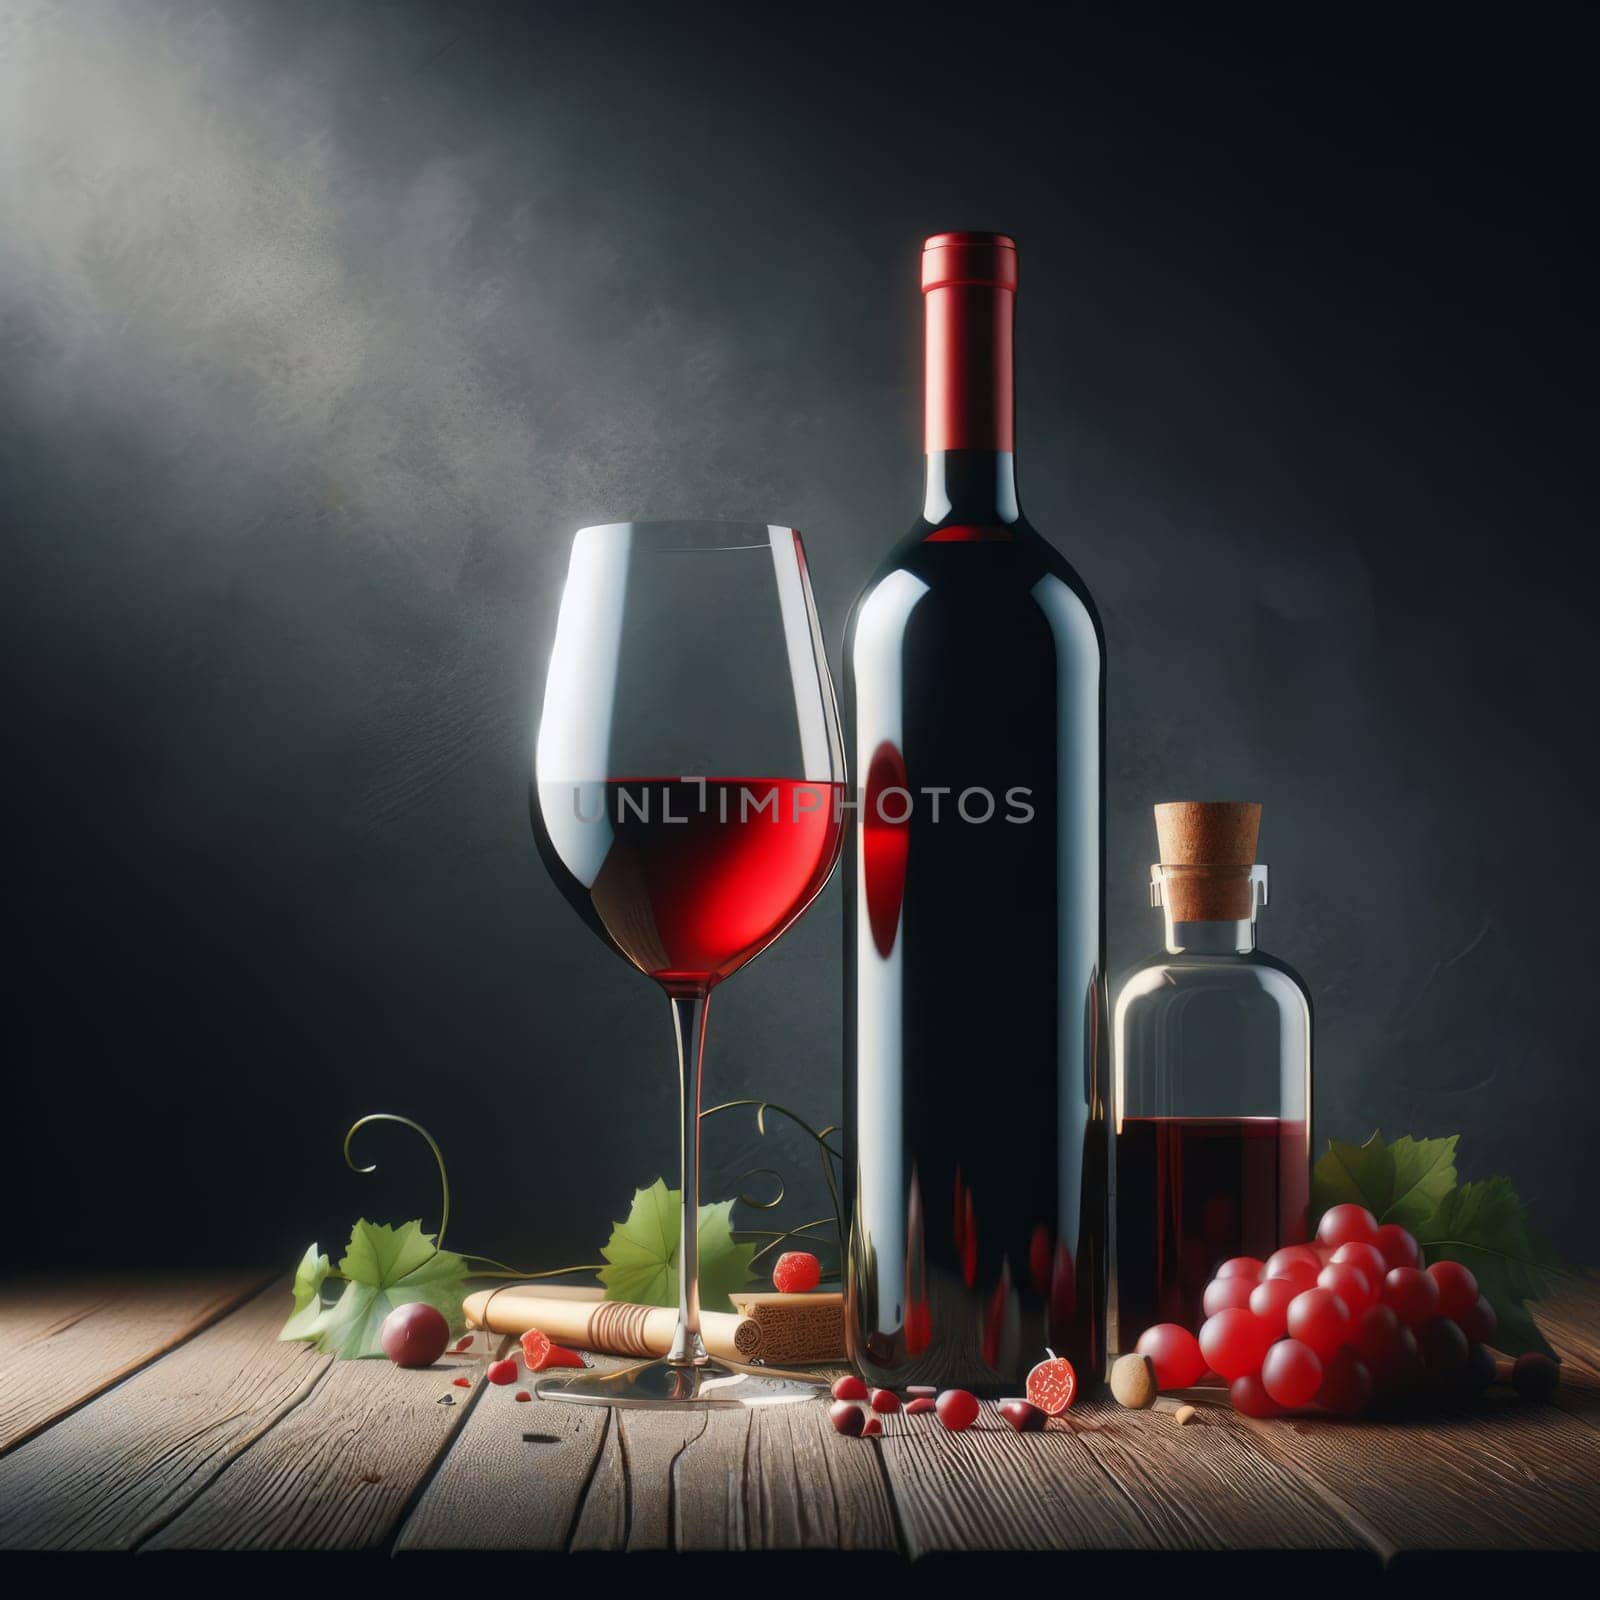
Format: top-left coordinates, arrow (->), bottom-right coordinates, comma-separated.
1413,1178 -> 1563,1359
281,1219 -> 468,1358
1380,1134 -> 1459,1229
1310,1129 -> 1457,1229
1311,1131 -> 1395,1220
278,1243 -> 331,1341
598,1178 -> 756,1314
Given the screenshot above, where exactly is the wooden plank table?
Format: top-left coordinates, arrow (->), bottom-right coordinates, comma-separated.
1,1274 -> 1596,1565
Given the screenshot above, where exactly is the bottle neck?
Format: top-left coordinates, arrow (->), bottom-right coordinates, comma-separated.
924,278 -> 1014,455
922,450 -> 1021,525
1164,916 -> 1258,956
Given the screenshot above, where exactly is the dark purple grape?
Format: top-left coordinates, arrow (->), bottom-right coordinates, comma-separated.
1512,1352 -> 1560,1400
1417,1316 -> 1468,1379
1465,1342 -> 1497,1389
380,1301 -> 450,1368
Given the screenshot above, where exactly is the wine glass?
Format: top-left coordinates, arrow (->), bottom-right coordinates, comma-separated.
530,521 -> 845,1407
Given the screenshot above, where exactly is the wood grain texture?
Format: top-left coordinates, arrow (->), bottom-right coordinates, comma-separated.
0,1280 -> 325,1550
0,1273 -> 267,1459
139,1332 -> 511,1552
402,1346 -> 899,1555
1232,1385 -> 1600,1552
876,1395 -> 1366,1555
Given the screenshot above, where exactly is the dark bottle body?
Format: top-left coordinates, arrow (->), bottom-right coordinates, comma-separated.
843,451 -> 1107,1392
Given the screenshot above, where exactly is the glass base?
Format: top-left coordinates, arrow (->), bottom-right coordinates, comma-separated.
532,1355 -> 825,1409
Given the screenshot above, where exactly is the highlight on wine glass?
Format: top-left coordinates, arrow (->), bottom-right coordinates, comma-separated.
530,521 -> 845,1407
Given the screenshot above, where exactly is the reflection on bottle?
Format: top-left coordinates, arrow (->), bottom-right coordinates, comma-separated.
1028,1222 -> 1052,1298
904,1167 -> 930,1355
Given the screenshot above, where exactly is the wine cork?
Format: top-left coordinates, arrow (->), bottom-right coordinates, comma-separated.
728,1291 -> 846,1363
1154,801 -> 1262,921
463,1284 -> 763,1362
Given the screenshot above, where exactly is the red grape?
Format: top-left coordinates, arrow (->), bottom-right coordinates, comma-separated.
832,1374 -> 868,1401
1261,1338 -> 1324,1408
772,1250 -> 822,1293
379,1302 -> 450,1368
870,1388 -> 901,1414
1330,1241 -> 1388,1281
1265,1245 -> 1322,1281
1458,1293 -> 1498,1345
1373,1222 -> 1422,1271
1202,1276 -> 1258,1317
1228,1374 -> 1282,1417
1316,1204 -> 1379,1250
1351,1303 -> 1421,1391
486,1358 -> 518,1385
1316,1348 -> 1374,1415
1381,1266 -> 1440,1327
1286,1287 -> 1353,1361
1427,1259 -> 1479,1321
1265,1256 -> 1320,1296
1199,1308 -> 1272,1381
1215,1256 -> 1266,1282
1136,1323 -> 1208,1389
1317,1262 -> 1375,1314
1248,1276 -> 1299,1340
1417,1316 -> 1469,1378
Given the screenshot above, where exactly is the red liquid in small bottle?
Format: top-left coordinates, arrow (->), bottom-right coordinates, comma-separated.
1115,1115 -> 1308,1346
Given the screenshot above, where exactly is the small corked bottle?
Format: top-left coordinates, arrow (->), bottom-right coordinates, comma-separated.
1110,802 -> 1312,1353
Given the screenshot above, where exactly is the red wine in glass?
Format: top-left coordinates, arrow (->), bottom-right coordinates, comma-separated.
540,777 -> 845,990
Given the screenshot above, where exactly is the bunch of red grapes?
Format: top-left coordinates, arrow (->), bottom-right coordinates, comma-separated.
1135,1204 -> 1501,1417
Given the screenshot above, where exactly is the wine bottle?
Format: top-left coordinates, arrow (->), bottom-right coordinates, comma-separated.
843,232 -> 1107,1393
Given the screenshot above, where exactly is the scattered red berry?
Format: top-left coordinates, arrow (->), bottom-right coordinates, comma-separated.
1025,1350 -> 1078,1415
999,1399 -> 1046,1432
1202,1276 -> 1257,1316
1248,1276 -> 1298,1340
1287,1287 -> 1353,1362
905,1396 -> 936,1414
831,1374 -> 869,1401
1317,1204 -> 1379,1250
1381,1266 -> 1441,1327
1512,1352 -> 1560,1400
935,1389 -> 980,1431
1317,1262 -> 1376,1314
1458,1293 -> 1498,1345
1426,1259 -> 1479,1321
870,1388 -> 901,1414
1215,1256 -> 1266,1282
1261,1338 -> 1324,1409
1373,1223 -> 1422,1271
514,1390 -> 532,1402
451,1376 -> 471,1388
521,1329 -> 586,1371
772,1251 -> 822,1294
830,1400 -> 866,1437
486,1358 -> 519,1386
1200,1307 -> 1272,1381
862,1414 -> 884,1436
1136,1323 -> 1207,1389
1229,1374 -> 1281,1417
380,1302 -> 451,1369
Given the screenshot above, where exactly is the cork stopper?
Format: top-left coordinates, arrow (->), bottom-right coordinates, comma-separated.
1153,801 -> 1262,922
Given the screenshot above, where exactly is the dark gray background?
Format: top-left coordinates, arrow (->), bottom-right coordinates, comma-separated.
5,0 -> 1594,1270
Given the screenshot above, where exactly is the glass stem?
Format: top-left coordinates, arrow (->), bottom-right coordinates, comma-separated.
667,990 -> 710,1365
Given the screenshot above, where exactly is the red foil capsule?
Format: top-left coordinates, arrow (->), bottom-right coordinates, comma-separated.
921,231 -> 1018,454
